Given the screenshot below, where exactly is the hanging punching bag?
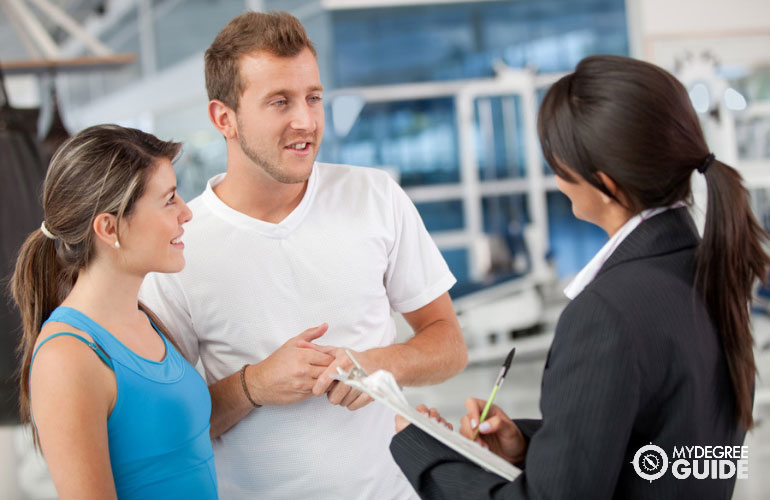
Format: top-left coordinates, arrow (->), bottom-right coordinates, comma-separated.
0,65 -> 63,424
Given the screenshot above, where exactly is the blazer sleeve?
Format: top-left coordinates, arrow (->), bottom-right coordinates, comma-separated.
510,419 -> 542,469
390,289 -> 641,500
390,424 -> 522,500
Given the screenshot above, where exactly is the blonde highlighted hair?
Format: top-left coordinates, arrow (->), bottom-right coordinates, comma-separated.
10,124 -> 182,444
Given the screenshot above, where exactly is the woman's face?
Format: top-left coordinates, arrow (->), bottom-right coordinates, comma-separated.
118,159 -> 192,275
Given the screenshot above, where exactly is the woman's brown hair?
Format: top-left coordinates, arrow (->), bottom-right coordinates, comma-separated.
538,55 -> 769,429
10,124 -> 182,443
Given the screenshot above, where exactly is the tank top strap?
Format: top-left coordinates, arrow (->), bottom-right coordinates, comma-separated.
45,306 -> 186,383
30,332 -> 114,371
45,306 -> 135,366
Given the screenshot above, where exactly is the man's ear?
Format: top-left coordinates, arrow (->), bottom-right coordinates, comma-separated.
93,213 -> 119,248
208,100 -> 238,139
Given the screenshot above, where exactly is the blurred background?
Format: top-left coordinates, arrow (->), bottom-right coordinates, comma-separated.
1,0 -> 769,498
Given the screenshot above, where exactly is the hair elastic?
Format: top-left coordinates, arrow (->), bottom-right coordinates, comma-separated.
698,153 -> 715,174
40,221 -> 56,240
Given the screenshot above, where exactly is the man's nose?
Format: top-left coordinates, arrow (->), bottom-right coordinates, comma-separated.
290,102 -> 317,132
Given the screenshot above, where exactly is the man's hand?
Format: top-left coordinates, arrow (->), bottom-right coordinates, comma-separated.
245,324 -> 335,406
306,345 -> 374,411
395,404 -> 453,433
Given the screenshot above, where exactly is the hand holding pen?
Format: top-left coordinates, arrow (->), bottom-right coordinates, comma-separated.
460,347 -> 527,464
471,347 -> 516,440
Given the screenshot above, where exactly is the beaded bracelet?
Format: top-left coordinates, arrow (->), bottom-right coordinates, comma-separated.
240,364 -> 261,408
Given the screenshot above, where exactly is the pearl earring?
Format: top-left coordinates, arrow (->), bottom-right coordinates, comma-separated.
114,241 -> 120,249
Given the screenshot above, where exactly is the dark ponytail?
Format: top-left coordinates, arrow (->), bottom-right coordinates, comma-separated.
697,160 -> 769,429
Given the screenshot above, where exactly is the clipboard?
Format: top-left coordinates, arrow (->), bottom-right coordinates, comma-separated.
332,353 -> 521,481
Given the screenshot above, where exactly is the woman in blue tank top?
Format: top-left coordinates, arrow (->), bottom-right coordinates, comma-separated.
10,124 -> 218,499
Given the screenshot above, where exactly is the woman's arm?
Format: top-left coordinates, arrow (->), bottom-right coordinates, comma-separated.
391,290 -> 641,499
29,331 -> 118,500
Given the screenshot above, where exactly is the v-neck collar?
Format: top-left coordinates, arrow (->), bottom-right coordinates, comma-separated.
201,162 -> 319,238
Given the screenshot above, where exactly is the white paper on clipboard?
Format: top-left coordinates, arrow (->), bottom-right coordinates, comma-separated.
332,369 -> 521,481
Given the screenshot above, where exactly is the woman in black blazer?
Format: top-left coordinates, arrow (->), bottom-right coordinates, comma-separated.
390,55 -> 770,499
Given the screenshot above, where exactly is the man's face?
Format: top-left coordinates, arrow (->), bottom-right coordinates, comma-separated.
233,47 -> 324,184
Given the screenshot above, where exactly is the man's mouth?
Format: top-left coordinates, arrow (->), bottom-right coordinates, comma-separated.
285,142 -> 310,151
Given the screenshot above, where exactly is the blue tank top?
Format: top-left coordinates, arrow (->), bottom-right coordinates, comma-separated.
31,306 -> 218,499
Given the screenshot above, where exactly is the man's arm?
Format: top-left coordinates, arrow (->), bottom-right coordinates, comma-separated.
210,291 -> 466,436
312,292 -> 467,408
208,324 -> 334,439
141,275 -> 337,439
366,292 -> 467,386
207,372 -> 253,439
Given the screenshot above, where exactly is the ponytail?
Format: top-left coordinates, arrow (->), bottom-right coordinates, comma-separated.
696,160 -> 770,430
7,125 -> 183,450
537,55 -> 769,431
10,228 -> 77,441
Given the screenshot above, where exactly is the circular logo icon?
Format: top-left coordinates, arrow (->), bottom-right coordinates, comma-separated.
632,444 -> 668,482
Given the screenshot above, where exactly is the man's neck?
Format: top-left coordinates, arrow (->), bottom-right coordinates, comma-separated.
214,160 -> 310,224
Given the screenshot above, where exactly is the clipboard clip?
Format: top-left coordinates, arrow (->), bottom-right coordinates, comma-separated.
338,348 -> 368,381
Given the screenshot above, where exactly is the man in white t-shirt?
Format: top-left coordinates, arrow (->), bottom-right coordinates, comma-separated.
140,11 -> 467,500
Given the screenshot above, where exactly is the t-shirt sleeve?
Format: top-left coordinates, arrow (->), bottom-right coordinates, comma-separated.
139,271 -> 200,365
384,177 -> 456,313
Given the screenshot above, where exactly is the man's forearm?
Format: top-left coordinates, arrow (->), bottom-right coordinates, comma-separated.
364,319 -> 467,387
208,324 -> 337,438
208,371 -> 255,439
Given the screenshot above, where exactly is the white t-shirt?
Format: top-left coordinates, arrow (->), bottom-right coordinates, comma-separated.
140,162 -> 456,500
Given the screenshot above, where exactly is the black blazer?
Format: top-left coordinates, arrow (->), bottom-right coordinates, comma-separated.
390,208 -> 746,500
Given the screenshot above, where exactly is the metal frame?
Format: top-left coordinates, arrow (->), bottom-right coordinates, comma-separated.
329,67 -> 563,283
0,0 -> 139,76
2,0 -> 114,58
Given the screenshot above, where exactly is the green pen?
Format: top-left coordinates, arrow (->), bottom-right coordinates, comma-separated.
472,347 -> 516,441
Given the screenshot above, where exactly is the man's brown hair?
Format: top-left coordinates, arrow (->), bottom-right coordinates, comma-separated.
205,11 -> 317,111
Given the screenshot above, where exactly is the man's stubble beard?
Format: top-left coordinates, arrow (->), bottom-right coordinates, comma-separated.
238,131 -> 317,185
